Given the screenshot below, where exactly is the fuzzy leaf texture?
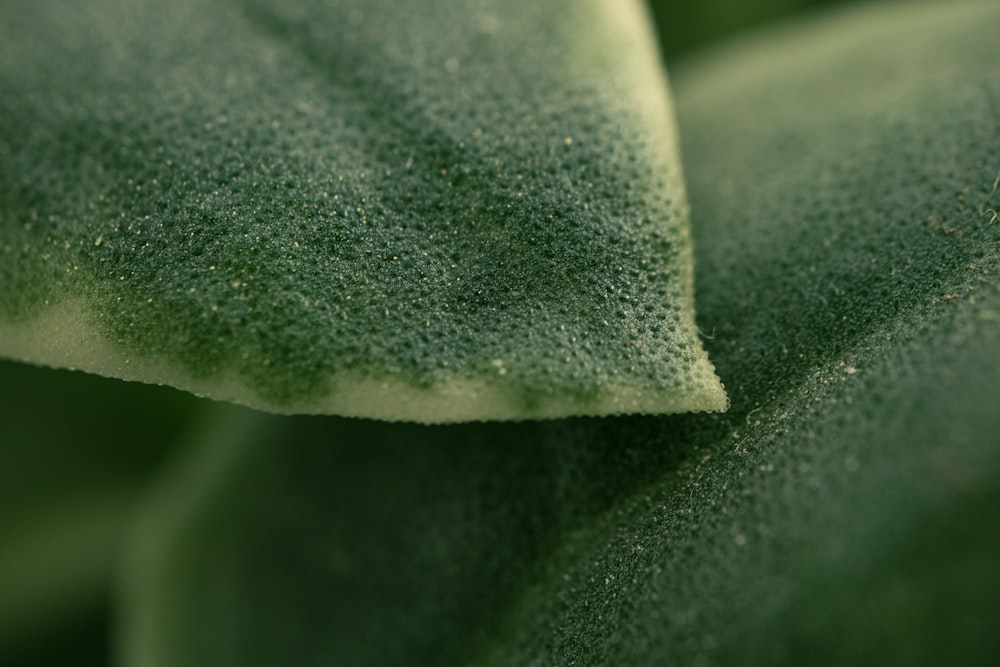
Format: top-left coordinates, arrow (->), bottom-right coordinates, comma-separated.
119,2 -> 1000,665
0,0 -> 726,422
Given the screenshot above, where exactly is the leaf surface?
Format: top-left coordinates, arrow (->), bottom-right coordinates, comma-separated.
118,2 -> 1000,665
0,0 -> 725,421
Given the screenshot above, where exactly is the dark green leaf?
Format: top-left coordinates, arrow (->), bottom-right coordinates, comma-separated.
0,359 -> 200,663
0,0 -> 725,421
118,2 -> 1000,665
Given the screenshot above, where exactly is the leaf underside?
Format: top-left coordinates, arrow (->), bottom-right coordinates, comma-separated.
119,2 -> 1000,666
0,0 -> 726,421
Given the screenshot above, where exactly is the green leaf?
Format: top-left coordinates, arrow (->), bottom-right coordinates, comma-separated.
0,359 -> 200,664
647,0 -> 845,60
0,0 -> 725,422
117,2 -> 1000,665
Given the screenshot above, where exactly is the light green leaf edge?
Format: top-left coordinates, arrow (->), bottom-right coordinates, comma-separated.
0,0 -> 726,422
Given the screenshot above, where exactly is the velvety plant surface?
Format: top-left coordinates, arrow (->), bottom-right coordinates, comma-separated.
0,0 -> 998,665
0,0 -> 725,421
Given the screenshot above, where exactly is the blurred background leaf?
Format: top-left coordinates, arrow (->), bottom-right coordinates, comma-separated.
648,0 -> 862,61
0,361 -> 204,666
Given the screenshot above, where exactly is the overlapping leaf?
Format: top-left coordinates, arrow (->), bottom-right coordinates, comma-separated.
0,0 -> 725,421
